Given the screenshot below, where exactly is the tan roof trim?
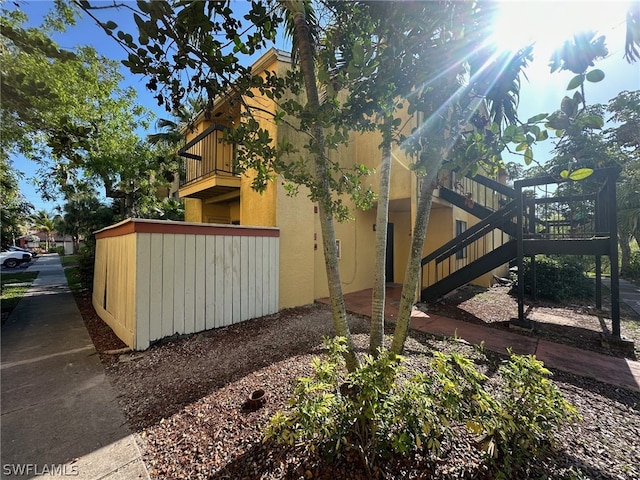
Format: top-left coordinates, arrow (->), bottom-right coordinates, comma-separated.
184,48 -> 292,132
94,218 -> 280,239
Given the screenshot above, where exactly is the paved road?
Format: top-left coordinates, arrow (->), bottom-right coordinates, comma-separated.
1,254 -> 149,480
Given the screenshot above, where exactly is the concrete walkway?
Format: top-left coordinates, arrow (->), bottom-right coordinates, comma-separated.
602,277 -> 640,317
319,284 -> 640,392
1,254 -> 149,480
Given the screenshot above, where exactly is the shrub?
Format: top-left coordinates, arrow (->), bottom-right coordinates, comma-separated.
264,338 -> 453,473
518,255 -> 593,301
264,339 -> 578,477
626,251 -> 640,280
475,351 -> 579,478
77,244 -> 95,290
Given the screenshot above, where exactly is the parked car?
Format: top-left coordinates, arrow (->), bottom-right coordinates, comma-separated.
7,245 -> 37,258
0,249 -> 29,268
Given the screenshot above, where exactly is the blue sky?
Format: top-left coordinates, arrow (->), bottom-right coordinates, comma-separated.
9,0 -> 640,213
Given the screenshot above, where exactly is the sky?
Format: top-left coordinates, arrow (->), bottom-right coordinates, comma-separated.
492,1 -> 640,168
8,0 -> 640,214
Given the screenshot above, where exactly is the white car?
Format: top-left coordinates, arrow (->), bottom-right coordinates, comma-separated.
0,249 -> 29,268
7,245 -> 37,258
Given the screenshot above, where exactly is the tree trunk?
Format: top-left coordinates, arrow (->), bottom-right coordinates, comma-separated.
619,233 -> 632,277
369,121 -> 393,356
286,0 -> 359,371
391,156 -> 443,354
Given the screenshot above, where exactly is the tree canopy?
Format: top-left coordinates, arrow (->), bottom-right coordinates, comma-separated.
1,4 -> 180,218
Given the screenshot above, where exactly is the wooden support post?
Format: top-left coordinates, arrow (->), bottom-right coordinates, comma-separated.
531,255 -> 537,301
595,255 -> 602,310
516,183 -> 525,323
608,174 -> 621,338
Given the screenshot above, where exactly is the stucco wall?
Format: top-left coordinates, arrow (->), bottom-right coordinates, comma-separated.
178,48 -> 510,312
276,183 -> 317,308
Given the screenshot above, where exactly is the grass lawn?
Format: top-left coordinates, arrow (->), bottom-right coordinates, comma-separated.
60,254 -> 80,268
63,265 -> 82,293
60,255 -> 83,293
1,271 -> 39,323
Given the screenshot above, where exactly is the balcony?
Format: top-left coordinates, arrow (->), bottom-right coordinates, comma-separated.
178,123 -> 241,199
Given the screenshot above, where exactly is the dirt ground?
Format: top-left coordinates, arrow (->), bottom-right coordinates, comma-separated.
74,287 -> 640,479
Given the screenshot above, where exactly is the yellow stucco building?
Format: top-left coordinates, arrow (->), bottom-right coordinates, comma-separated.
177,48 -> 509,311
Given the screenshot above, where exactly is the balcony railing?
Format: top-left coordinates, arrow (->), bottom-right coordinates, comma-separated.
179,123 -> 237,187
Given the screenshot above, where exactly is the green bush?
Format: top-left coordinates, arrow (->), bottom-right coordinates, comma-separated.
77,244 -> 95,290
264,338 -> 452,472
518,255 -> 593,301
475,351 -> 579,478
626,251 -> 640,280
264,338 -> 578,477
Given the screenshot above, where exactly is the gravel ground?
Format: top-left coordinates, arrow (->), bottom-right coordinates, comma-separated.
73,288 -> 640,480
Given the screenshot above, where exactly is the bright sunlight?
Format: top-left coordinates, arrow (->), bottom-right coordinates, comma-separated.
491,1 -> 632,61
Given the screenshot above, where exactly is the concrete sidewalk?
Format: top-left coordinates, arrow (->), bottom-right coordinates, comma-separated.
320,284 -> 640,392
602,277 -> 640,317
1,254 -> 149,480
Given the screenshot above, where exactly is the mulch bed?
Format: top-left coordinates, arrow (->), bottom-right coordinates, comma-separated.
428,284 -> 640,359
73,288 -> 640,479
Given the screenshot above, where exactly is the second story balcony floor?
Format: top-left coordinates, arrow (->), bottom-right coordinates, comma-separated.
178,123 -> 240,199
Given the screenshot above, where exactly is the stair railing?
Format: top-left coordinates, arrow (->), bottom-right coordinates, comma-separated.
421,200 -> 518,292
446,173 -> 515,213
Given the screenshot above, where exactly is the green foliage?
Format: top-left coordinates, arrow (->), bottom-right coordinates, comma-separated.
549,31 -> 608,76
625,251 -> 640,280
76,243 -> 96,291
264,338 -> 452,471
519,255 -> 594,301
477,352 -> 579,477
559,167 -> 594,180
0,159 -> 33,246
265,338 -> 577,476
1,5 -> 175,215
54,196 -> 115,253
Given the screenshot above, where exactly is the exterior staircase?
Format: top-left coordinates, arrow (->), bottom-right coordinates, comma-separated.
421,177 -> 518,302
420,168 -> 621,337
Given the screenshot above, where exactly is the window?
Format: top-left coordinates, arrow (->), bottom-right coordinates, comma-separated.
456,220 -> 467,259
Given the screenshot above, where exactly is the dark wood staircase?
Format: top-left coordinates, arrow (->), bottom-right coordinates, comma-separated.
420,168 -> 621,338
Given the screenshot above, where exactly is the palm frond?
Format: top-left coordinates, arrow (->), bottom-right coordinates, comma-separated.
625,3 -> 640,63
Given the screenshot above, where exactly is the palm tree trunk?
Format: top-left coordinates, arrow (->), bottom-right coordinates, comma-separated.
619,233 -> 632,277
285,0 -> 359,371
391,156 -> 443,354
369,121 -> 393,356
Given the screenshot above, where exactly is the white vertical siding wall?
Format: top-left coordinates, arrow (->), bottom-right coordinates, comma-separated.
94,219 -> 280,350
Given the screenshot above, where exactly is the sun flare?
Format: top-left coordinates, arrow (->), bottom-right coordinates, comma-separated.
490,1 -> 631,61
